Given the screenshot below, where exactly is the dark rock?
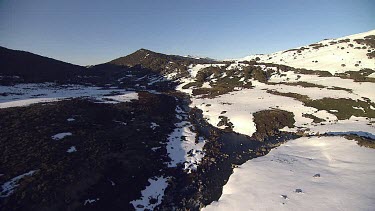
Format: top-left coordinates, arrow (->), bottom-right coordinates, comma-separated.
313,173 -> 321,178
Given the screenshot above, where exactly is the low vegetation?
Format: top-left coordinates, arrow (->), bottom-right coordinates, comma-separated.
305,98 -> 375,120
217,116 -> 234,131
335,68 -> 375,83
268,81 -> 326,89
267,90 -> 375,120
293,68 -> 333,77
344,135 -> 375,149
252,109 -> 295,140
302,113 -> 325,123
185,65 -> 254,98
267,90 -> 309,102
354,35 -> 375,59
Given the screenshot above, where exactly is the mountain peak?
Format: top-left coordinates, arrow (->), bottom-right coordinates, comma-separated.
135,48 -> 155,54
108,48 -> 219,74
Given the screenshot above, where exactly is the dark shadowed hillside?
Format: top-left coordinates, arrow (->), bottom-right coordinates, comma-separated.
0,47 -> 173,88
109,49 -> 220,75
0,46 -> 89,84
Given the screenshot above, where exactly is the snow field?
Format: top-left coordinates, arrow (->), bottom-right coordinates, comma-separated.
185,75 -> 375,138
203,136 -> 375,211
190,85 -> 336,137
237,30 -> 375,74
0,83 -> 138,108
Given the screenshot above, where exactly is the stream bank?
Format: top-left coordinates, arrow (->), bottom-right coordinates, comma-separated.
159,93 -> 299,210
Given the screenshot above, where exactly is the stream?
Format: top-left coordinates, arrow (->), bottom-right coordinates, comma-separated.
159,93 -> 300,210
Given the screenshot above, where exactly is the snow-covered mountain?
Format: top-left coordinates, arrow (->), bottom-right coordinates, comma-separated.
238,30 -> 375,74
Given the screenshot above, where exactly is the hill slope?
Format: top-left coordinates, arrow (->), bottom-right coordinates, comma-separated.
238,30 -> 375,74
0,46 -> 89,83
109,49 -> 220,75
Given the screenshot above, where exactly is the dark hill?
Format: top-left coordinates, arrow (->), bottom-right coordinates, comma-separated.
109,49 -> 220,75
0,46 -> 87,84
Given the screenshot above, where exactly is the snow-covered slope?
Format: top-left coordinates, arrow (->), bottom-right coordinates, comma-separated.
172,43 -> 375,210
238,30 -> 375,74
189,80 -> 375,137
177,62 -> 375,139
204,136 -> 375,211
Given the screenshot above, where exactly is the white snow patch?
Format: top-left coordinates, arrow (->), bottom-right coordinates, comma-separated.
67,146 -> 77,153
308,116 -> 375,139
150,122 -> 160,130
130,177 -> 168,211
84,198 -> 99,205
0,170 -> 37,197
226,62 -> 248,70
165,72 -> 177,80
100,92 -> 139,103
353,106 -> 365,112
166,120 -> 206,172
202,81 -> 212,88
204,136 -> 375,211
113,120 -> 127,126
166,107 -> 206,173
148,75 -> 167,85
175,78 -> 194,95
151,147 -> 162,152
51,132 -> 72,140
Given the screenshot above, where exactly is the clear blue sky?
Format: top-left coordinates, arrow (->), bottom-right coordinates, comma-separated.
0,0 -> 374,65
